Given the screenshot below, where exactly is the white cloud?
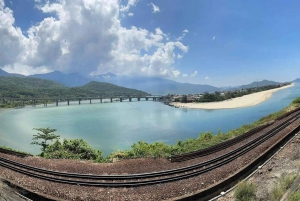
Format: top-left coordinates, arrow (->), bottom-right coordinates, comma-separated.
191,71 -> 198,77
183,29 -> 189,33
177,54 -> 182,59
205,76 -> 210,80
128,12 -> 134,17
0,0 -> 188,78
150,2 -> 160,13
120,0 -> 138,12
172,70 -> 180,77
182,74 -> 188,77
212,36 -> 216,40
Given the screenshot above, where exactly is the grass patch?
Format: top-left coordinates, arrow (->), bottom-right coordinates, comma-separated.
234,181 -> 257,201
288,189 -> 300,201
271,173 -> 297,201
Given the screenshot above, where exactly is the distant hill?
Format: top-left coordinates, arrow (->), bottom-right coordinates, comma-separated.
0,69 -> 25,77
294,78 -> 300,82
92,75 -> 219,95
0,76 -> 66,90
0,76 -> 149,99
77,81 -> 149,96
0,69 -> 295,95
30,71 -> 91,87
238,80 -> 280,89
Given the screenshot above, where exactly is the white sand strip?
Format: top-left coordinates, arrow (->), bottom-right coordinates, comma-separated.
170,83 -> 294,109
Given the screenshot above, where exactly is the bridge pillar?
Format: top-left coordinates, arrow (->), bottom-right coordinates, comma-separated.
120,98 -> 122,102
79,99 -> 81,105
90,98 -> 92,104
22,100 -> 24,107
129,98 -> 132,102
110,98 -> 113,102
56,99 -> 58,106
100,98 -> 102,103
153,97 -> 156,101
67,99 -> 70,105
138,98 -> 140,101
146,97 -> 148,101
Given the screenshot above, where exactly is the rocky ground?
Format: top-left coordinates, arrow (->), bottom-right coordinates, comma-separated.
0,117 -> 299,201
218,132 -> 300,201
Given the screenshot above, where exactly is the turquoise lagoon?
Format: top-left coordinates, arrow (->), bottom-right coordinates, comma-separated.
0,83 -> 299,156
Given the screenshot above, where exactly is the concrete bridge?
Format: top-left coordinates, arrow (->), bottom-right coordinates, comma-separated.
0,95 -> 162,107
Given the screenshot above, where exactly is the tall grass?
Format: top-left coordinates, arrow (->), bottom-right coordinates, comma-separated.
234,181 -> 256,201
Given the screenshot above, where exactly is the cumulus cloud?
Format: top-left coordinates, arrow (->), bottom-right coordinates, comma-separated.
191,71 -> 198,77
0,0 -> 188,78
172,70 -> 180,77
150,3 -> 160,13
182,74 -> 188,77
205,76 -> 210,80
177,54 -> 182,59
183,29 -> 189,33
128,12 -> 134,17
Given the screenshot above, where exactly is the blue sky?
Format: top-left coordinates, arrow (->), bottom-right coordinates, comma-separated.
0,0 -> 299,86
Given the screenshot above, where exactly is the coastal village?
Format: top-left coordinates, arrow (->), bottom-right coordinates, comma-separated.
167,83 -> 291,103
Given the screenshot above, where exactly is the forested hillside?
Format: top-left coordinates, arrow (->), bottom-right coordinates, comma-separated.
0,76 -> 149,99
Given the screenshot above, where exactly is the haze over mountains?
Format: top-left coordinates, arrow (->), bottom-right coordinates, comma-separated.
0,69 -> 298,95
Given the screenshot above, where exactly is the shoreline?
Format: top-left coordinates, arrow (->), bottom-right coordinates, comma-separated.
170,83 -> 295,109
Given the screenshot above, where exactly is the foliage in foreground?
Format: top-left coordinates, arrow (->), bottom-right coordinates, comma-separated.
31,127 -> 60,152
43,139 -> 104,162
234,181 -> 257,201
271,173 -> 297,201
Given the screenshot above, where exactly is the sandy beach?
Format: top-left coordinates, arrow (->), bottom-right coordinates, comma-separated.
170,83 -> 294,109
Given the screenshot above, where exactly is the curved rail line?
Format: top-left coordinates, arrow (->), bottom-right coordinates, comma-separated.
170,107 -> 300,162
0,110 -> 299,187
0,147 -> 32,158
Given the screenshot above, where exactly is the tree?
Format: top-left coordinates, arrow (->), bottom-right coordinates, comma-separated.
31,127 -> 60,152
181,95 -> 187,103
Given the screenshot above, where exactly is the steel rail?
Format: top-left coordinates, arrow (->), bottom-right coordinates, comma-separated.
169,123 -> 271,162
0,113 -> 298,187
0,147 -> 32,158
170,107 -> 300,162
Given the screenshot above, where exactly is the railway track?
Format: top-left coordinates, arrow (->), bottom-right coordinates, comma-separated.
0,109 -> 299,188
0,147 -> 32,158
170,107 -> 300,162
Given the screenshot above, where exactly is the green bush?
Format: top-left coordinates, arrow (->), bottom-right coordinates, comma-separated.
234,181 -> 256,201
289,190 -> 300,201
271,173 -> 297,201
43,139 -> 104,162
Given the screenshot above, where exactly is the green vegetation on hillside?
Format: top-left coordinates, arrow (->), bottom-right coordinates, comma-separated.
31,97 -> 300,162
0,76 -> 149,108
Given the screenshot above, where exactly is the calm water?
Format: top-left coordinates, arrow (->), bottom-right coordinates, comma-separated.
0,83 -> 299,155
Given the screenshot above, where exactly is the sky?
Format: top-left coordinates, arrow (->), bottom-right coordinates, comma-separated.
0,0 -> 299,87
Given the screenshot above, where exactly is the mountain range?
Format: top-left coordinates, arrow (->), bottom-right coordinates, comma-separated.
0,69 -> 297,95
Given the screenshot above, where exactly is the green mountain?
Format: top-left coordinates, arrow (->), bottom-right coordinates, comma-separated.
0,76 -> 149,99
238,80 -> 280,89
77,81 -> 149,96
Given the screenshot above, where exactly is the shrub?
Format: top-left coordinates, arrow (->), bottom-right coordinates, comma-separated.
289,190 -> 300,201
271,173 -> 297,201
234,181 -> 256,201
